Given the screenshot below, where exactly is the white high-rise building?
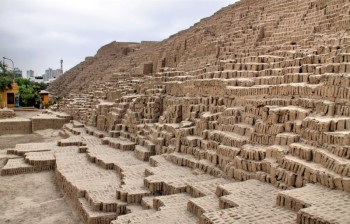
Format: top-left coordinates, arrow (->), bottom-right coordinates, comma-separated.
43,60 -> 64,83
26,70 -> 34,79
43,68 -> 63,82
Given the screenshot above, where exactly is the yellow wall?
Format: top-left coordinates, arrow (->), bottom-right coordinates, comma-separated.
42,94 -> 49,105
0,83 -> 19,108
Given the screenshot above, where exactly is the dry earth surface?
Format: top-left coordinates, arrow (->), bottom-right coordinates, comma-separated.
2,0 -> 350,223
0,113 -> 83,224
14,110 -> 42,119
0,172 -> 84,224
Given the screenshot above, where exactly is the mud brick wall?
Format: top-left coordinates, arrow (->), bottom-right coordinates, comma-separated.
0,119 -> 32,135
31,117 -> 69,131
18,0 -> 350,223
49,0 -> 350,194
0,109 -> 16,119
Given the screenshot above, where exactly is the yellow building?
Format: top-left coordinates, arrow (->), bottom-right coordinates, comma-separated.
0,82 -> 19,108
39,90 -> 50,106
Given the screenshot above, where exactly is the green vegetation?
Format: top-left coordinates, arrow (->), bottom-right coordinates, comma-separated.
15,77 -> 48,107
0,62 -> 48,107
0,62 -> 14,92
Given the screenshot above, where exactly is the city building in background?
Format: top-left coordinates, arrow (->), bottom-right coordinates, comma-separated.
43,68 -> 63,82
13,68 -> 22,78
2,59 -> 64,83
42,59 -> 64,83
26,70 -> 34,79
32,76 -> 44,83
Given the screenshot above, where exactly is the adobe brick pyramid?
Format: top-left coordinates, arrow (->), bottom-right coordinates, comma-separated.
6,0 -> 350,223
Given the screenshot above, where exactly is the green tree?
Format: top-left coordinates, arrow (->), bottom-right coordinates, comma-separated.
15,77 -> 30,86
0,62 -> 13,92
18,84 -> 40,106
15,77 -> 47,107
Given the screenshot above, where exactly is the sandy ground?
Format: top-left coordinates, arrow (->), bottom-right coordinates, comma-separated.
0,133 -> 44,149
0,112 -> 83,224
0,172 -> 84,224
14,110 -> 42,119
0,129 -> 61,149
0,111 -> 45,148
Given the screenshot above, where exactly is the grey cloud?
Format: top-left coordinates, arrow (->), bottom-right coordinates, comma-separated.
0,0 -> 234,76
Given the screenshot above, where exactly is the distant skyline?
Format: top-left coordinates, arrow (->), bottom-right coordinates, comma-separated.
0,0 -> 235,77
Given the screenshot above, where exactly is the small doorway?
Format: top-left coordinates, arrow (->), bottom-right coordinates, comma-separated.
7,93 -> 14,104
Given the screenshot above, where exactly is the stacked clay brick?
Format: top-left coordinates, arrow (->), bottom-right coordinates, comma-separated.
2,120 -> 349,223
0,108 -> 15,119
38,0 -> 350,223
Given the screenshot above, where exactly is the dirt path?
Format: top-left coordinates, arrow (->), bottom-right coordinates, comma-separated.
0,123 -> 83,224
0,171 -> 84,224
0,133 -> 44,149
0,129 -> 61,150
14,110 -> 42,119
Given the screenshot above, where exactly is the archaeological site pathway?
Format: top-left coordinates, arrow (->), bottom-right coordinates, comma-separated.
1,0 -> 350,223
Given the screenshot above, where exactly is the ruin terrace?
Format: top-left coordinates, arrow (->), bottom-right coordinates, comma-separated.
1,0 -> 350,223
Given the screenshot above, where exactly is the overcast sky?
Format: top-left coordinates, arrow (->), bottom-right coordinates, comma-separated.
0,0 -> 234,77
